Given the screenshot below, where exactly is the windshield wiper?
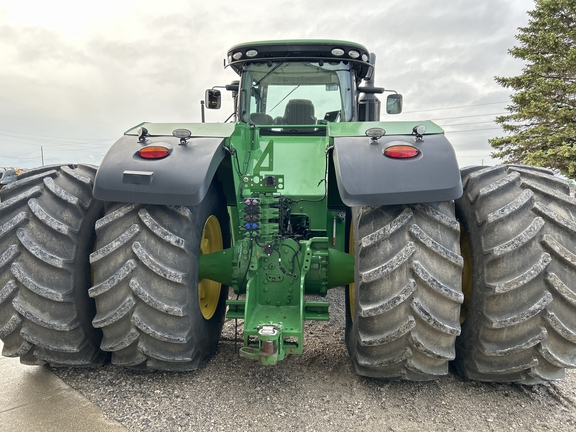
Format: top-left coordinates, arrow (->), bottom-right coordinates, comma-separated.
251,57 -> 290,88
268,85 -> 301,113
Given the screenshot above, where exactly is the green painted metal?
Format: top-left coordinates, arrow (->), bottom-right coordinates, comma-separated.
193,50 -> 357,363
328,120 -> 444,137
198,120 -> 356,364
198,248 -> 235,286
326,248 -> 355,289
196,40 -> 442,365
201,241 -> 353,296
124,122 -> 236,137
223,237 -> 338,364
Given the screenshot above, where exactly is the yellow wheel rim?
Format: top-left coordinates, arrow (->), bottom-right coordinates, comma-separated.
198,215 -> 223,320
348,223 -> 355,320
460,223 -> 473,324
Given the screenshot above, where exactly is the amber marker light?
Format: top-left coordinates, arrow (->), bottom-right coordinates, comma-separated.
383,145 -> 420,159
138,146 -> 170,159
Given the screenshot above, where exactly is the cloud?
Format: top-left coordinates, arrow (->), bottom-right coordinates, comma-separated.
0,24 -> 88,64
0,0 -> 533,168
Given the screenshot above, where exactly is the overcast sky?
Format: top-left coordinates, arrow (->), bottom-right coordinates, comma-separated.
0,0 -> 533,169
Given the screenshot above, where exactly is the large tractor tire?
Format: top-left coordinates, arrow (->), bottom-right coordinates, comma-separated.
455,165 -> 576,384
346,202 -> 463,380
89,182 -> 229,371
0,164 -> 105,366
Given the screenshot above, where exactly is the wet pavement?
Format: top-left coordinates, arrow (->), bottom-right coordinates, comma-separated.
0,341 -> 126,432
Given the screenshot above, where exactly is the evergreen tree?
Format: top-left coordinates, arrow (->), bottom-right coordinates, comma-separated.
490,0 -> 576,177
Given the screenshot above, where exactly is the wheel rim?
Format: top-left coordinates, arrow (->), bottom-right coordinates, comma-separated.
460,223 -> 473,323
198,215 -> 224,320
348,223 -> 355,320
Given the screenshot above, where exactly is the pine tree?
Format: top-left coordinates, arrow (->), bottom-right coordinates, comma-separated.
490,0 -> 576,177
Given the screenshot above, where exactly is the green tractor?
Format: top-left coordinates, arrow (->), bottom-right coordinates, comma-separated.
1,40 -> 575,384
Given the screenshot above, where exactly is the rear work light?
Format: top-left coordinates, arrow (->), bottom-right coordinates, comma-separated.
138,146 -> 170,159
383,145 -> 420,159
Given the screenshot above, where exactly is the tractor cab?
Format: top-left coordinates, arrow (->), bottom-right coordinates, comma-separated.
239,60 -> 356,128
205,40 -> 402,129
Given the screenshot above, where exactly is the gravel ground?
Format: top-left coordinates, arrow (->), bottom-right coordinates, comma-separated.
51,287 -> 576,431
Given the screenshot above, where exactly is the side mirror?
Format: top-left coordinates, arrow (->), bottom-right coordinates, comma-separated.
205,89 -> 221,109
386,94 -> 403,114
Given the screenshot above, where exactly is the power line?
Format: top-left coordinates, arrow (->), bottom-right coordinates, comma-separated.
0,127 -> 116,142
0,147 -> 42,157
0,136 -> 113,148
445,127 -> 501,133
440,120 -> 497,127
0,154 -> 40,161
402,100 -> 510,114
42,147 -> 108,154
429,112 -> 507,121
0,133 -> 114,146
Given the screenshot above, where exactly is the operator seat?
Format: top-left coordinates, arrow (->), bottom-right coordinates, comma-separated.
250,112 -> 274,125
283,99 -> 316,125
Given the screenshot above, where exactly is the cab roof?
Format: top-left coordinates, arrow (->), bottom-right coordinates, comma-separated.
226,39 -> 373,79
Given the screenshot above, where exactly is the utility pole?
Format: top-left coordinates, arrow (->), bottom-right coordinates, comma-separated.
41,146 -> 44,166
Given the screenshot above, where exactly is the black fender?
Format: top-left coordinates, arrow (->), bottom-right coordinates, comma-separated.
332,134 -> 463,206
93,129 -> 230,206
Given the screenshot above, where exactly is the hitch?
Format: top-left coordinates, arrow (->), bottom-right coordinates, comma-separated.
199,235 -> 354,365
239,324 -> 283,365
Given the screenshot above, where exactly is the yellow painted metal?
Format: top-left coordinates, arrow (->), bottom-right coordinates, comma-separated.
460,223 -> 473,323
199,215 -> 224,320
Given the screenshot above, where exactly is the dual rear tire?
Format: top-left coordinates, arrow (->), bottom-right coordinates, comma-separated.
347,165 -> 576,383
0,167 -> 228,370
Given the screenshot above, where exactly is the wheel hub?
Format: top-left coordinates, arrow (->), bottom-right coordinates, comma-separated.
198,215 -> 223,319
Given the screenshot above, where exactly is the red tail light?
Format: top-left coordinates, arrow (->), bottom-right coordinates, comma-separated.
383,145 -> 420,159
138,146 -> 170,159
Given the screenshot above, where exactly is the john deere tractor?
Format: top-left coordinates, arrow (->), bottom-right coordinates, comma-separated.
1,40 -> 575,384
